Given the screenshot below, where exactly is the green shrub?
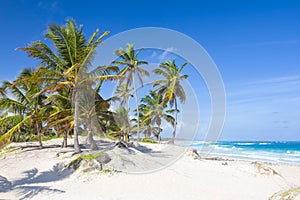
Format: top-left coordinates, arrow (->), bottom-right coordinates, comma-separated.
65,152 -> 106,170
141,138 -> 158,144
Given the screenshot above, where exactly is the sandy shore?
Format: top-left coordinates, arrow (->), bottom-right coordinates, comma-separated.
0,138 -> 300,200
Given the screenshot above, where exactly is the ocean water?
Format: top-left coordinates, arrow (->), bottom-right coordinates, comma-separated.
190,141 -> 300,165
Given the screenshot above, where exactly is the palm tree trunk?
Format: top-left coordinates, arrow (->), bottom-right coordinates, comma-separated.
87,118 -> 98,150
32,112 -> 43,148
86,119 -> 93,144
158,126 -> 161,143
125,97 -> 131,142
36,122 -> 43,148
132,75 -> 140,141
172,98 -> 178,144
125,133 -> 129,142
73,88 -> 81,153
62,127 -> 68,148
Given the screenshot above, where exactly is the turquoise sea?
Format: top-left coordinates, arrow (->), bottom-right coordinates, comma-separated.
190,141 -> 300,165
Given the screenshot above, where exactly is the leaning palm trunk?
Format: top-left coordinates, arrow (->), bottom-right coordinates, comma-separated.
62,128 -> 68,148
125,99 -> 130,142
158,126 -> 161,143
32,113 -> 43,148
172,98 -> 178,144
86,119 -> 98,150
36,122 -> 43,148
132,75 -> 140,141
73,88 -> 81,153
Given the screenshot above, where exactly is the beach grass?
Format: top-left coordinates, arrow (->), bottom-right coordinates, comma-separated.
253,162 -> 280,175
269,187 -> 300,200
65,152 -> 107,170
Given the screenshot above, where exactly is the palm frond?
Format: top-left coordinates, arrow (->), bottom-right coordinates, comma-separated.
0,116 -> 31,149
0,98 -> 27,112
0,87 -> 6,97
17,41 -> 64,71
89,65 -> 119,77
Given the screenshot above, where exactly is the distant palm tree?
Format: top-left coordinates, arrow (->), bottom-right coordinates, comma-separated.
142,124 -> 162,141
19,19 -> 116,152
79,83 -> 111,150
139,92 -> 175,142
111,106 -> 131,142
43,88 -> 73,148
114,83 -> 133,107
113,44 -> 149,140
153,60 -> 188,143
0,69 -> 46,148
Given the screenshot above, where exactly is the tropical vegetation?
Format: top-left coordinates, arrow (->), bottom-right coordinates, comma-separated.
0,19 -> 188,152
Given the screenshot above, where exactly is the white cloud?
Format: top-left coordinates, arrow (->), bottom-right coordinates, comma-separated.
221,74 -> 300,140
150,51 -> 158,59
245,75 -> 300,85
38,1 -> 56,8
230,40 -> 300,48
158,47 -> 177,62
227,75 -> 300,103
38,1 -> 61,12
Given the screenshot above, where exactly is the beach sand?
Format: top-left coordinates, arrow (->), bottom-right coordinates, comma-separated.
0,138 -> 300,200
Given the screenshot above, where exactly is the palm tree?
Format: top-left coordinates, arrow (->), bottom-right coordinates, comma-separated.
153,60 -> 188,143
111,106 -> 131,142
18,19 -> 114,153
0,69 -> 46,148
113,44 -> 149,140
78,82 -> 111,150
114,83 -> 133,107
139,92 -> 175,142
43,88 -> 73,148
141,123 -> 162,141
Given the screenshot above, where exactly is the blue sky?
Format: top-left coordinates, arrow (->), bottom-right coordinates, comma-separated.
1,0 -> 300,141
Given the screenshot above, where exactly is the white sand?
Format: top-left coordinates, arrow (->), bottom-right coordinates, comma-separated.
0,138 -> 300,200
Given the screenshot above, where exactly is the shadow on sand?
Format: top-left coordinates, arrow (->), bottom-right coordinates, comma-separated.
0,162 -> 73,199
0,139 -> 179,198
